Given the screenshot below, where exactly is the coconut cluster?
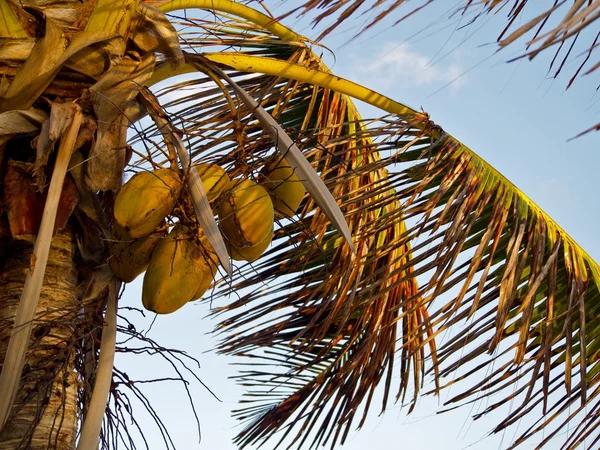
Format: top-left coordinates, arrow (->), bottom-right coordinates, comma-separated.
109,158 -> 305,314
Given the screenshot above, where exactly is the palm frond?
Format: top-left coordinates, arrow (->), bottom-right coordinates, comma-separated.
218,110 -> 600,449
394,131 -> 600,449
280,0 -> 600,70
142,16 -> 600,449
122,10 -> 600,449
155,0 -> 304,43
134,19 -> 429,444
273,0 -> 600,137
214,113 -> 431,449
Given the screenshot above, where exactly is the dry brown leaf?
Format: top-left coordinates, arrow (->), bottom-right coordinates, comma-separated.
68,150 -> 109,233
0,40 -> 34,63
4,160 -> 79,239
0,108 -> 46,147
65,37 -> 126,80
85,114 -> 129,192
88,51 -> 156,123
133,3 -> 184,66
0,77 -> 9,97
84,51 -> 154,192
0,18 -> 116,113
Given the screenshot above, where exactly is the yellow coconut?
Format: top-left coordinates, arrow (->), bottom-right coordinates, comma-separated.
114,168 -> 182,238
109,223 -> 166,283
193,163 -> 230,204
142,225 -> 215,314
260,157 -> 305,218
218,178 -> 274,248
227,224 -> 273,262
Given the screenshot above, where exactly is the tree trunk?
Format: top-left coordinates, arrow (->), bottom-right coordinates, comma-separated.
0,228 -> 79,449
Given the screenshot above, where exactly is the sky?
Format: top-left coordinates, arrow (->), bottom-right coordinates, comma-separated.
114,2 -> 600,450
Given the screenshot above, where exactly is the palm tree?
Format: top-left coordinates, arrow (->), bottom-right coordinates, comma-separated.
0,1 -> 598,450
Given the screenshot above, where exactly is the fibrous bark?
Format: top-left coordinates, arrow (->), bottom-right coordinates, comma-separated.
0,228 -> 79,450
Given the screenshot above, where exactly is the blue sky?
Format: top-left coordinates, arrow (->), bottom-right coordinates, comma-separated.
115,3 -> 600,449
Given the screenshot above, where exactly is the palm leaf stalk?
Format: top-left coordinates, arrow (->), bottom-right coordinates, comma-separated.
0,1 -> 598,450
77,280 -> 119,450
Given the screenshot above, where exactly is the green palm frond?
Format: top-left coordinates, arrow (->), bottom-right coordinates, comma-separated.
140,14 -> 600,448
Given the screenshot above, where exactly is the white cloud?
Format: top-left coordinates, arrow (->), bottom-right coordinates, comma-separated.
353,42 -> 466,94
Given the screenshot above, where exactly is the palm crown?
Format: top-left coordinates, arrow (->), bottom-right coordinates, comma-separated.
0,1 -> 599,450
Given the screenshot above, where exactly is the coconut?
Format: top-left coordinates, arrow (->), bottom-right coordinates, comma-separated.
227,224 -> 273,262
260,157 -> 305,218
218,178 -> 274,248
114,168 -> 182,238
190,231 -> 219,301
142,225 -> 215,314
109,223 -> 166,283
193,163 -> 230,205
